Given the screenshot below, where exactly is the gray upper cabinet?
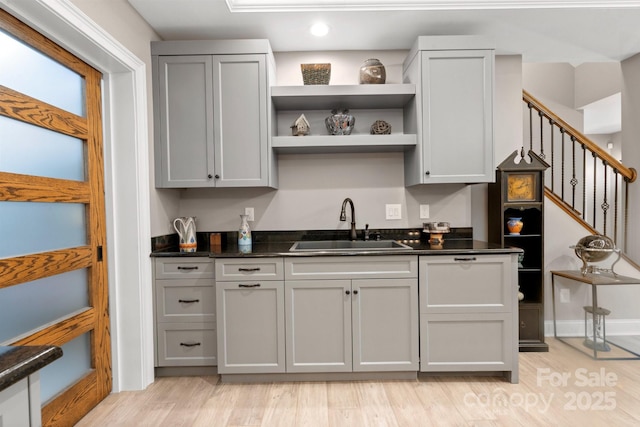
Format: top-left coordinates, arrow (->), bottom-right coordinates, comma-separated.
152,40 -> 276,188
403,36 -> 495,185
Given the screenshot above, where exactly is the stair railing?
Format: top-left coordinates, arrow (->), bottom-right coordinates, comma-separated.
523,90 -> 637,251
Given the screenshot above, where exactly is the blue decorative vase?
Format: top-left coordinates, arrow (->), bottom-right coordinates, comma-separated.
238,214 -> 252,252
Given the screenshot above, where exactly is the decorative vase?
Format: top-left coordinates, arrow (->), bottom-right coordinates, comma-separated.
359,58 -> 386,84
238,214 -> 252,252
325,109 -> 355,135
507,217 -> 524,235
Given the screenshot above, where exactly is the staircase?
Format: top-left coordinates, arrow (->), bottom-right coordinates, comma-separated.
522,90 -> 637,256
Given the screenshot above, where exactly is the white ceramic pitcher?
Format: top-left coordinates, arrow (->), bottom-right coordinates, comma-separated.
173,216 -> 197,252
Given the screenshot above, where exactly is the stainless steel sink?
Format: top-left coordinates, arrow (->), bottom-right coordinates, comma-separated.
289,240 -> 412,252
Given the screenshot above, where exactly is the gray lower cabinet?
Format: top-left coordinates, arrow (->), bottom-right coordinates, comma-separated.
215,258 -> 285,374
419,254 -> 519,383
403,36 -> 494,185
152,40 -> 276,188
154,257 -> 217,367
0,375 -> 39,427
284,256 -> 419,374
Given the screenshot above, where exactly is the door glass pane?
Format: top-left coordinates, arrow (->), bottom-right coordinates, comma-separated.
0,116 -> 85,180
0,30 -> 85,116
39,332 -> 92,404
0,269 -> 89,343
0,202 -> 86,258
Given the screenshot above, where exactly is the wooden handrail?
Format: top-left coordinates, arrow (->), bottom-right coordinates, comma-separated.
523,90 -> 637,183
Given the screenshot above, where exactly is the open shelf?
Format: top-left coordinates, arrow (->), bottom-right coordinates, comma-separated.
272,134 -> 417,154
271,84 -> 416,110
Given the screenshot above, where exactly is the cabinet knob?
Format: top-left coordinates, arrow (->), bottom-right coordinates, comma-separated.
425,171 -> 430,175
207,174 -> 213,179
353,290 -> 358,295
215,174 -> 220,179
345,290 -> 351,295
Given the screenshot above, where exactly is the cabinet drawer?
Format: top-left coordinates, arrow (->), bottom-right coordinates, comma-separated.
156,279 -> 215,322
156,322 -> 217,366
215,258 -> 284,281
155,257 -> 214,279
285,256 -> 418,280
420,313 -> 512,372
419,255 -> 512,313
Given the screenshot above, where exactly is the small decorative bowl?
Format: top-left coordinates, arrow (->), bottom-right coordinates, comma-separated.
301,63 -> 331,85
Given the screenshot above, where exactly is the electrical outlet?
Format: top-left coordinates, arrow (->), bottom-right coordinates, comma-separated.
385,204 -> 402,220
244,207 -> 255,222
560,288 -> 570,303
420,204 -> 430,219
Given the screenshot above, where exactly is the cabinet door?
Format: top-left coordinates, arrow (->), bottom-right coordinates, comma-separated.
0,378 -> 31,427
419,255 -> 511,314
213,55 -> 268,187
419,49 -> 493,184
420,313 -> 512,372
155,55 -> 215,187
285,280 -> 352,373
352,279 -> 419,372
216,281 -> 285,374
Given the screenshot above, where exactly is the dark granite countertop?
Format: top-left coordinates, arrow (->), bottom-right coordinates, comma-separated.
0,345 -> 63,392
151,228 -> 522,258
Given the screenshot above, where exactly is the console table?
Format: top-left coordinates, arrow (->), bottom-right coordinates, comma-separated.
551,270 -> 640,360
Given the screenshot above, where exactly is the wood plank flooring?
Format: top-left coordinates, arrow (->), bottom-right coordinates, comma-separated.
76,339 -> 640,426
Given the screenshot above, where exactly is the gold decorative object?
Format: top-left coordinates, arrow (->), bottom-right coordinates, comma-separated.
370,120 -> 391,135
301,63 -> 331,85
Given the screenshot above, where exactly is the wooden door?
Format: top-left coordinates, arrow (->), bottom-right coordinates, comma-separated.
0,10 -> 110,426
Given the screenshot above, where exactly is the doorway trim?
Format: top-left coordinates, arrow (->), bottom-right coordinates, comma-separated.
1,0 -> 154,391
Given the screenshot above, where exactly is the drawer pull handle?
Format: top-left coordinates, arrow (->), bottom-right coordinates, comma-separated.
178,299 -> 200,304
453,257 -> 477,262
239,283 -> 261,288
180,342 -> 201,347
177,266 -> 199,270
238,267 -> 261,272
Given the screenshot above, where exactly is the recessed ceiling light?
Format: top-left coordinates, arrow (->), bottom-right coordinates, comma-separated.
310,23 -> 329,37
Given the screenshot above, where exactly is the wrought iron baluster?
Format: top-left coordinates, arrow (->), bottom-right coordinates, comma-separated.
601,161 -> 609,236
582,144 -> 587,222
614,169 -> 619,246
528,103 -> 533,152
570,135 -> 577,209
592,152 -> 597,230
550,119 -> 555,192
539,110 -> 545,159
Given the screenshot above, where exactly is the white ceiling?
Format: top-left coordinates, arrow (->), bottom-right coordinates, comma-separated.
127,0 -> 640,64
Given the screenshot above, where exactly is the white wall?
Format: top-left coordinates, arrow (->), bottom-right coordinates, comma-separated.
177,55 -> 521,239
622,53 -> 640,262
575,62 -> 622,108
70,0 -> 180,238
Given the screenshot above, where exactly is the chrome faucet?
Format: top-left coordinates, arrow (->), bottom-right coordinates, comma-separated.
340,198 -> 358,241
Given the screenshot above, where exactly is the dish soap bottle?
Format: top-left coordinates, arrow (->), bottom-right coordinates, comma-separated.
238,214 -> 252,253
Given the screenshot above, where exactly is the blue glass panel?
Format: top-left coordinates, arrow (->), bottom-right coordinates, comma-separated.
0,116 -> 85,180
39,332 -> 92,404
0,202 -> 86,258
0,30 -> 84,116
0,269 -> 89,343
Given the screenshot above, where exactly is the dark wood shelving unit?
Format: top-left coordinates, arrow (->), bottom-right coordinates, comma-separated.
488,150 -> 550,352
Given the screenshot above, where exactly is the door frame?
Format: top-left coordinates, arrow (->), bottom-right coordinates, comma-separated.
0,0 -> 154,391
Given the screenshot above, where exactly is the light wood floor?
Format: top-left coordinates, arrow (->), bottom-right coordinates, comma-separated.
76,339 -> 640,426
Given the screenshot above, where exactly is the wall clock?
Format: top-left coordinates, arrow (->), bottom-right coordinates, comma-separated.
507,173 -> 536,202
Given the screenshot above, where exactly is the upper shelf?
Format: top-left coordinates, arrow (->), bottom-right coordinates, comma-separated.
271,84 -> 416,110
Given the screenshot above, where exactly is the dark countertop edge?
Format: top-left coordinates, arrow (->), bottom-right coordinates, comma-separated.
151,241 -> 523,258
0,345 -> 63,392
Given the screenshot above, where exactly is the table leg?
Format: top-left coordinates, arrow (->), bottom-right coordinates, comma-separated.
552,273 -> 558,338
592,284 -> 598,359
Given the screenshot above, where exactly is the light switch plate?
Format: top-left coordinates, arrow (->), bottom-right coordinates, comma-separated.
420,204 -> 430,219
385,204 -> 402,220
244,207 -> 255,221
